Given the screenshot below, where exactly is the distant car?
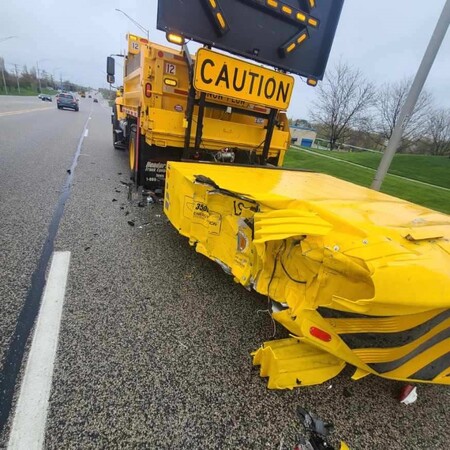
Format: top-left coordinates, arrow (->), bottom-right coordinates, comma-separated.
57,93 -> 79,111
41,95 -> 52,102
88,95 -> 92,98
93,98 -> 98,103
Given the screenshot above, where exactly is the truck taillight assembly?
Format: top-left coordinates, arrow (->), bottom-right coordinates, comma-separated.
145,83 -> 152,98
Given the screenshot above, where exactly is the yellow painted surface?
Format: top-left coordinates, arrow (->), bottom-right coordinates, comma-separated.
164,161 -> 450,388
116,35 -> 290,163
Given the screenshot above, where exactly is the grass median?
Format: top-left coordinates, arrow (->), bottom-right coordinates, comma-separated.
284,147 -> 450,214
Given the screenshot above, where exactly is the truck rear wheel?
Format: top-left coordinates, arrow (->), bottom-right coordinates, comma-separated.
112,106 -> 124,150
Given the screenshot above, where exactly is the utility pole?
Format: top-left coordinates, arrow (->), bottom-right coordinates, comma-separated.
13,63 -> 20,93
372,0 -> 450,190
36,60 -> 42,93
0,58 -> 7,94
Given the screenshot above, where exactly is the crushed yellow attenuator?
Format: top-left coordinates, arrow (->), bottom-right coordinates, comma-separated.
164,161 -> 450,389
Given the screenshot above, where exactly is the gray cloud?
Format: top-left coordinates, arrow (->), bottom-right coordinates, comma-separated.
1,0 -> 448,120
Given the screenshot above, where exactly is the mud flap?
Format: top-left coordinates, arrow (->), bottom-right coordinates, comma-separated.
138,145 -> 182,193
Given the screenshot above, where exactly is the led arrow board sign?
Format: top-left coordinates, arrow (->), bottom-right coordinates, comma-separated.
157,0 -> 345,80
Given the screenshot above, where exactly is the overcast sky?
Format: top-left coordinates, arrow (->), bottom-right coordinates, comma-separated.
0,0 -> 449,120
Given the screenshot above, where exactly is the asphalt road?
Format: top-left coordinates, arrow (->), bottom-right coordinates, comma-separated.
0,95 -> 448,450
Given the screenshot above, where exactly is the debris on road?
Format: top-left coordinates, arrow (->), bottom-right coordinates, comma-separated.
294,406 -> 349,450
127,220 -> 135,227
399,385 -> 418,405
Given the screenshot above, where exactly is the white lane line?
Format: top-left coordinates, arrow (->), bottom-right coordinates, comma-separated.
84,128 -> 89,137
8,251 -> 71,450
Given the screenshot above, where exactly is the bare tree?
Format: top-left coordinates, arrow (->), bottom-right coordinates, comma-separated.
310,61 -> 375,149
427,108 -> 450,156
373,78 -> 433,151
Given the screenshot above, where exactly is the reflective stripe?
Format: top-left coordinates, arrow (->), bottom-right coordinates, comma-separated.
318,306 -> 384,319
339,310 -> 450,349
123,107 -> 139,118
410,352 -> 450,381
369,328 -> 450,373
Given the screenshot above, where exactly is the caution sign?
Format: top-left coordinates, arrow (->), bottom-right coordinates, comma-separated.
194,48 -> 294,110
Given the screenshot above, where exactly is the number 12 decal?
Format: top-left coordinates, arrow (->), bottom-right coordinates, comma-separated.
165,63 -> 176,74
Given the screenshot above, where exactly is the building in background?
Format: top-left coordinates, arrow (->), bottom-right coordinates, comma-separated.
290,120 -> 317,148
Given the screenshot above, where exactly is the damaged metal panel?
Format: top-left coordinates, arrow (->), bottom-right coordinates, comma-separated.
164,161 -> 450,388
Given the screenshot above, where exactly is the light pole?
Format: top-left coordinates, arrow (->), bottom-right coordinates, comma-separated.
115,8 -> 149,39
7,63 -> 21,93
372,0 -> 450,190
0,36 -> 18,44
51,67 -> 61,89
36,59 -> 50,93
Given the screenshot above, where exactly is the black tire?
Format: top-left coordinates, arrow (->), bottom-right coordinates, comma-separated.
75,108 -> 79,112
112,105 -> 124,150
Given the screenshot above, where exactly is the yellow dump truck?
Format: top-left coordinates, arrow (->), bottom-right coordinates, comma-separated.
108,0 -> 450,389
107,35 -> 291,193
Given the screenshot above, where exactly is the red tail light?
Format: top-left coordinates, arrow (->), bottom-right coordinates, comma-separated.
310,327 -> 332,342
145,83 -> 152,98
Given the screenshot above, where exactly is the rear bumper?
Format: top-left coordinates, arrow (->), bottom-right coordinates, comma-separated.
164,161 -> 450,388
58,103 -> 78,109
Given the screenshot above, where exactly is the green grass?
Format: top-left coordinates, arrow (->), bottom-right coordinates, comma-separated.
0,87 -> 55,96
302,147 -> 450,189
284,147 -> 450,214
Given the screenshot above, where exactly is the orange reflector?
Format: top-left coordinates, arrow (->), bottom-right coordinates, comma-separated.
307,78 -> 317,87
164,78 -> 177,87
145,83 -> 152,97
310,327 -> 331,342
